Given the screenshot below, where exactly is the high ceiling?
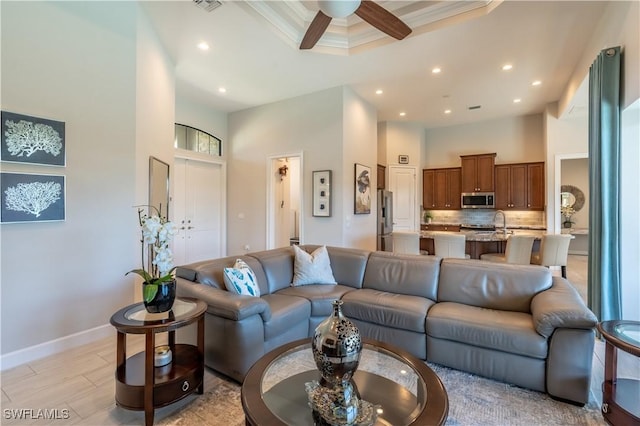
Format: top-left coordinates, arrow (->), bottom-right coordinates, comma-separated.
141,0 -> 607,128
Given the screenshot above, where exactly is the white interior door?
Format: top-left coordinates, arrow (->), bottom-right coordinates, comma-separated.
388,166 -> 418,231
173,158 -> 224,265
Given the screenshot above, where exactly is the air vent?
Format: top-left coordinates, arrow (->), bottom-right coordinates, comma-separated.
468,105 -> 481,110
193,0 -> 222,12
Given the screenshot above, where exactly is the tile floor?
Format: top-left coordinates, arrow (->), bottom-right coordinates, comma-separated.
1,255 -> 638,425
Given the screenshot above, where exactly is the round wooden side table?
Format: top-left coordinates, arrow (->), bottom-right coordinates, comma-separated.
110,297 -> 206,426
597,320 -> 640,425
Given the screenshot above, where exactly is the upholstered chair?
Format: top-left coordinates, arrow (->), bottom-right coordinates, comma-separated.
392,231 -> 421,255
481,235 -> 536,265
433,232 -> 470,259
530,234 -> 572,278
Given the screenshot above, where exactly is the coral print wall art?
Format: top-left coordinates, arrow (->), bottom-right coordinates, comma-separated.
354,163 -> 371,215
1,172 -> 65,223
1,111 -> 66,166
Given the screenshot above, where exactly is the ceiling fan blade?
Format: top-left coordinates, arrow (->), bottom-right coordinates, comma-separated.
355,0 -> 412,40
300,10 -> 332,50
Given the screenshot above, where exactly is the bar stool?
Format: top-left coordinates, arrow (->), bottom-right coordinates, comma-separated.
530,234 -> 572,278
392,231 -> 421,255
481,235 -> 536,265
433,232 -> 470,259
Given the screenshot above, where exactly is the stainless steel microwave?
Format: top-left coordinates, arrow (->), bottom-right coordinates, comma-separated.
461,192 -> 495,209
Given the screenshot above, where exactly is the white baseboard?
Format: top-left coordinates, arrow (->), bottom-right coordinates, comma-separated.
569,250 -> 589,256
0,323 -> 112,371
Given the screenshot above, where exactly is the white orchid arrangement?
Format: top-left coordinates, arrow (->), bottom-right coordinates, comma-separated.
560,205 -> 576,222
127,207 -> 178,302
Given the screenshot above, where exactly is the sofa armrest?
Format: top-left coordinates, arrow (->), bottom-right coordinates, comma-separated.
176,278 -> 271,322
530,277 -> 597,338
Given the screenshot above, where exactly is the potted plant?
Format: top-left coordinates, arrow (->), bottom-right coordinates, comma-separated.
560,205 -> 576,229
127,207 -> 178,313
423,211 -> 433,224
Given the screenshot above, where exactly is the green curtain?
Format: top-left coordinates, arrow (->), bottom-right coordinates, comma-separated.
587,46 -> 622,321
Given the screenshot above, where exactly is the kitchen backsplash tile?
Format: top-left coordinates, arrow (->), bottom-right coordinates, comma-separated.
426,210 -> 545,228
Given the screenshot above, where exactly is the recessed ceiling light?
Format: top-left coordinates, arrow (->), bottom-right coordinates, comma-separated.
399,112 -> 406,117
375,89 -> 383,95
502,64 -> 513,71
197,41 -> 210,51
532,80 -> 542,86
444,109 -> 452,114
432,67 -> 441,74
218,87 -> 227,94
513,98 -> 521,103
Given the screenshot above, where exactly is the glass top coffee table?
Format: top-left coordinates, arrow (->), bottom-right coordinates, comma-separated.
241,338 -> 448,426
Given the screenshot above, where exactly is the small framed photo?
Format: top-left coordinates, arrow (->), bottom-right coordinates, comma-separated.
1,111 -> 66,166
1,172 -> 66,223
398,155 -> 409,164
354,163 -> 371,214
313,170 -> 331,217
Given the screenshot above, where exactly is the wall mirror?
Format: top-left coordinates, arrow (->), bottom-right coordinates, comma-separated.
149,156 -> 170,219
560,184 -> 585,212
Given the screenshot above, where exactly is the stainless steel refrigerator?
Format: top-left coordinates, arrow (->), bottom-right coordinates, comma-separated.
377,189 -> 393,251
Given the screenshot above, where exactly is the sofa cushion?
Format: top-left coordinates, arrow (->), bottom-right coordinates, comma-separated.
361,252 -> 440,300
292,245 -> 337,286
341,288 -> 434,333
177,255 -> 269,295
223,259 -> 260,297
302,245 -> 370,289
276,284 -> 355,317
248,247 -> 295,293
438,259 -> 552,313
427,302 -> 548,359
261,293 -> 311,341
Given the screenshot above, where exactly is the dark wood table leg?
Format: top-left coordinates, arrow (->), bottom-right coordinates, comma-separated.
144,332 -> 155,426
116,331 -> 126,368
197,315 -> 205,394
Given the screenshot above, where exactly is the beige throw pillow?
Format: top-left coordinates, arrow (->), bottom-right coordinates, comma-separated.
292,245 -> 337,286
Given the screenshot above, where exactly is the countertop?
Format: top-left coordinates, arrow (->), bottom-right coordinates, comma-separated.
421,229 -> 546,242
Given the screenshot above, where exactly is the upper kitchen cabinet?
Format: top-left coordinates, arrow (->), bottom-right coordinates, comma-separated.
495,162 -> 544,210
461,153 -> 496,192
423,167 -> 461,210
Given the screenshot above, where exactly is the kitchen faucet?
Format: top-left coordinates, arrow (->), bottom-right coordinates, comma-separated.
494,210 -> 507,235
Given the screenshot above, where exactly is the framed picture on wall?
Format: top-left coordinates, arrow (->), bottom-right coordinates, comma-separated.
1,172 -> 66,223
1,111 -> 66,166
313,170 -> 331,217
354,163 -> 371,214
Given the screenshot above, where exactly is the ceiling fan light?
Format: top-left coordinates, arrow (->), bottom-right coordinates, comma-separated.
318,0 -> 361,18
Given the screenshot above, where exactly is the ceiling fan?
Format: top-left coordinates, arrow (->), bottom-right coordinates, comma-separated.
300,0 -> 412,50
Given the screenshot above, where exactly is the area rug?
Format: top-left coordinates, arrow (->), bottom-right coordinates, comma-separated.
157,362 -> 604,426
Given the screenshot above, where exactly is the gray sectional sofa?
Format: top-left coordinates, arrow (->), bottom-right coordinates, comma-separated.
175,245 -> 597,405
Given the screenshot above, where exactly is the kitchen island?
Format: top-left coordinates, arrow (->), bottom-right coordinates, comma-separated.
420,229 -> 544,259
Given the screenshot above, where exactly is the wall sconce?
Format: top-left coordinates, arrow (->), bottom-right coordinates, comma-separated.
278,165 -> 288,180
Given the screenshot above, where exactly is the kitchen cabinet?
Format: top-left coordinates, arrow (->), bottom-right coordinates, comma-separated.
495,162 -> 544,210
421,224 -> 461,232
422,168 -> 461,210
377,164 -> 386,189
461,153 -> 496,192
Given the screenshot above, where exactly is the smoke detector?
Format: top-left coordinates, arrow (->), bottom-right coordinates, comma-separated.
193,0 -> 222,13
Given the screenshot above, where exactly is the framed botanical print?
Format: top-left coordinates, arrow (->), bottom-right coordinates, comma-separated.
1,172 -> 66,223
1,111 -> 66,166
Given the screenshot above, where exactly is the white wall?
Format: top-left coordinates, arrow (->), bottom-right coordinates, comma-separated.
175,97 -> 228,158
342,88 -> 378,251
423,114 -> 544,168
1,2 -> 138,358
227,86 -> 378,254
0,2 -> 176,365
227,87 -> 344,254
620,100 -> 640,321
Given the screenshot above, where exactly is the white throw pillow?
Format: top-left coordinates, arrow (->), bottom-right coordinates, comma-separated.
292,245 -> 337,286
223,259 -> 260,297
